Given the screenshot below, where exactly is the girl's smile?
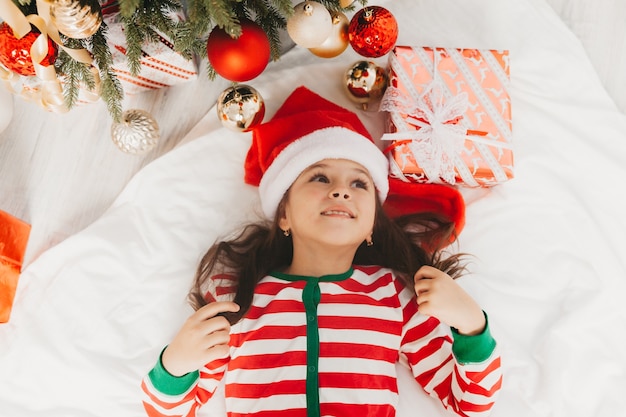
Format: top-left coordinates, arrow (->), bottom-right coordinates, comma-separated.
320,207 -> 355,218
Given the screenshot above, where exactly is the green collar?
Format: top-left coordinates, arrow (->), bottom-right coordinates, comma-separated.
271,267 -> 354,282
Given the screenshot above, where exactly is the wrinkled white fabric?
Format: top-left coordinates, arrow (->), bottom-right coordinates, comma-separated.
1,0 -> 625,417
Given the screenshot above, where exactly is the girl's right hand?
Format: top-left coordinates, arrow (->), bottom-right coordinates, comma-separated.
161,301 -> 240,377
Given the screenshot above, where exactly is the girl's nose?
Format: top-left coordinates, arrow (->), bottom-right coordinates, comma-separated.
330,191 -> 350,199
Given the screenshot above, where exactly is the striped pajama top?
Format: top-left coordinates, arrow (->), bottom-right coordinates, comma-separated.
141,265 -> 502,417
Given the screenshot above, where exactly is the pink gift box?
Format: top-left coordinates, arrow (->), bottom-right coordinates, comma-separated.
381,46 -> 514,187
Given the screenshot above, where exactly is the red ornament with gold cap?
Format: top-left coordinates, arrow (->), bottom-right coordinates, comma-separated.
207,18 -> 271,82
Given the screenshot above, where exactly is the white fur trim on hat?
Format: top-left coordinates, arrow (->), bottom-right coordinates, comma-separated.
258,126 -> 389,219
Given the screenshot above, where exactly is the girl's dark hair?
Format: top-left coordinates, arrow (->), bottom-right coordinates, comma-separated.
189,195 -> 466,324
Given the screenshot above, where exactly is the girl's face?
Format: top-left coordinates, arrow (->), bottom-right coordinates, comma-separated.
279,158 -> 377,251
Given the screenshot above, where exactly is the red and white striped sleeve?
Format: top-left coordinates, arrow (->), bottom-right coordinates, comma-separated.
141,274 -> 237,417
398,285 -> 502,416
202,273 -> 238,303
141,352 -> 229,417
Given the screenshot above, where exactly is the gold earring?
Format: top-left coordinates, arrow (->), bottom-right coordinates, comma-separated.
283,229 -> 291,237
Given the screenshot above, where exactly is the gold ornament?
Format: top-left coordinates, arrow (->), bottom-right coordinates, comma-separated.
217,84 -> 265,132
111,109 -> 160,154
50,0 -> 102,39
308,11 -> 349,58
343,60 -> 388,110
287,1 -> 333,48
339,0 -> 356,7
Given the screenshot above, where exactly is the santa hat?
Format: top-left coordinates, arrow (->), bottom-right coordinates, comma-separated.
245,86 -> 389,219
383,178 -> 466,239
244,86 -> 465,240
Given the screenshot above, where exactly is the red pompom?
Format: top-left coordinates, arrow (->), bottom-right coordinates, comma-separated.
207,19 -> 271,82
0,22 -> 58,76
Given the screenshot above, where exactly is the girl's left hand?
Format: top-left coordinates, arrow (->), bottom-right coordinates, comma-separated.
413,265 -> 486,335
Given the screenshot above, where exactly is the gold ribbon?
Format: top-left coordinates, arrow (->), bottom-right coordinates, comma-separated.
0,0 -> 100,112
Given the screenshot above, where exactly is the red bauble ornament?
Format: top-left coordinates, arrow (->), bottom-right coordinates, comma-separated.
348,6 -> 398,58
207,19 -> 271,82
0,23 -> 58,76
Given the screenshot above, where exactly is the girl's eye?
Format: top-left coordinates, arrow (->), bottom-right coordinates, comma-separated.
310,173 -> 329,183
352,179 -> 369,189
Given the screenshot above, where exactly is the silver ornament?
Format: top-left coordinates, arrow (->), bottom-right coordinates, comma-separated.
217,85 -> 265,131
287,1 -> 333,48
344,60 -> 388,110
111,109 -> 160,154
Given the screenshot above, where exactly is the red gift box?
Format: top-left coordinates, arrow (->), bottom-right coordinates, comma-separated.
380,46 -> 514,187
0,210 -> 31,323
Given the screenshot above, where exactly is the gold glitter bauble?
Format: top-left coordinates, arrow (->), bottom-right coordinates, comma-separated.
50,0 -> 102,39
217,85 -> 265,132
111,109 -> 160,154
343,60 -> 388,110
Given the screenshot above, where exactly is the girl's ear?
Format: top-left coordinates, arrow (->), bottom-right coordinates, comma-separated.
276,197 -> 290,231
278,216 -> 289,232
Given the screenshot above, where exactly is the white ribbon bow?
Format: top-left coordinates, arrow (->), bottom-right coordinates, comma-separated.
380,81 -> 469,184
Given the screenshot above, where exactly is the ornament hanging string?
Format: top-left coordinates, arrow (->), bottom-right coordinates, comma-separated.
380,49 -> 494,184
0,0 -> 100,112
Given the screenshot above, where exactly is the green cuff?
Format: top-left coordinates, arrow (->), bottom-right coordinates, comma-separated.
148,347 -> 200,396
451,312 -> 497,364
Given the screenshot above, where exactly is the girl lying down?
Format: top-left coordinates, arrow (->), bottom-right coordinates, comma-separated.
141,86 -> 502,417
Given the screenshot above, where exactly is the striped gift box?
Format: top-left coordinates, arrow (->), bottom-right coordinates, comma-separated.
104,12 -> 198,95
381,46 -> 514,187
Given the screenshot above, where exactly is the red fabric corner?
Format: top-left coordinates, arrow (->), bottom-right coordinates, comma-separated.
0,210 -> 31,323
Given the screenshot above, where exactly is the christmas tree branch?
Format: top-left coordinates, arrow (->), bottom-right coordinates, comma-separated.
243,0 -> 289,61
118,0 -> 181,75
54,47 -> 96,110
89,23 -> 124,122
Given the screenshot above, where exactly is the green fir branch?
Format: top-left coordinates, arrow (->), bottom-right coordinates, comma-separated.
120,15 -> 144,75
245,1 -> 287,61
118,0 -> 143,18
266,0 -> 294,17
55,49 -> 97,109
203,0 -> 240,35
89,24 -> 124,122
205,60 -> 217,80
170,20 -> 205,59
119,0 -> 186,75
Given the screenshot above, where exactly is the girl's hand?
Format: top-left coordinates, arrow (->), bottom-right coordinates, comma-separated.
413,266 -> 486,335
161,301 -> 240,376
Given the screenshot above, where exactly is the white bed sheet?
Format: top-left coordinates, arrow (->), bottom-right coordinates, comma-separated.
545,0 -> 626,114
1,0 -> 626,416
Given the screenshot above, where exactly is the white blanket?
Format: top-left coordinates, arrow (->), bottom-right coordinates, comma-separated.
1,0 -> 626,416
